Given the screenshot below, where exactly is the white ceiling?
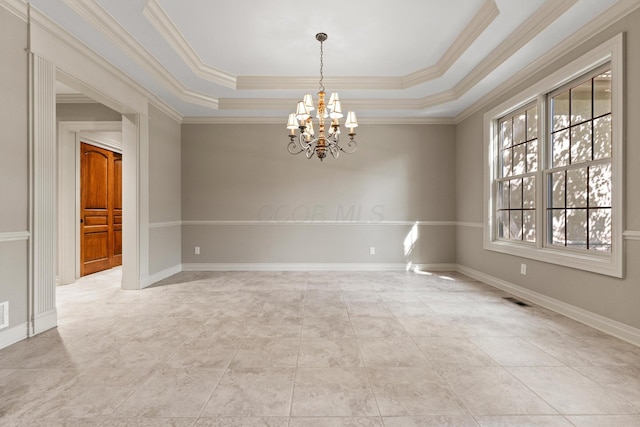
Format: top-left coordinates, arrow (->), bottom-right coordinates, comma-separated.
27,0 -> 634,120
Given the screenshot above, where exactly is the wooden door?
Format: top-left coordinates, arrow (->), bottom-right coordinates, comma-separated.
80,142 -> 122,276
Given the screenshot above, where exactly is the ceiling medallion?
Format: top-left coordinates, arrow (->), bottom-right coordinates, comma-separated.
286,33 -> 359,161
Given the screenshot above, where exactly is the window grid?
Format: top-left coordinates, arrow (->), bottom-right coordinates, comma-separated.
496,104 -> 538,243
546,67 -> 612,252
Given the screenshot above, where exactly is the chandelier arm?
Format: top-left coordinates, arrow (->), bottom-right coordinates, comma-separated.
338,139 -> 357,154
287,139 -> 305,155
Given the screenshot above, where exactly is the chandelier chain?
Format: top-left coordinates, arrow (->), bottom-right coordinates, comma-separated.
319,38 -> 324,92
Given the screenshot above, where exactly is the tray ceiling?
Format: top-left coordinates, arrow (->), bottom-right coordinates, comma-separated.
25,0 -> 632,120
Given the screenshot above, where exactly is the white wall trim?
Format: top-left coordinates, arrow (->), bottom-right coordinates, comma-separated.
456,222 -> 483,229
56,93 -> 96,103
624,231 -> 640,240
140,264 -> 182,288
32,309 -> 57,335
0,322 -> 28,350
0,231 -> 30,242
149,221 -> 182,229
181,220 -> 458,227
78,132 -> 122,153
182,263 -> 456,272
456,264 -> 640,348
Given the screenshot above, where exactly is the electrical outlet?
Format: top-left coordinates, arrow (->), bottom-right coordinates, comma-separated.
520,263 -> 527,275
369,247 -> 376,255
194,246 -> 200,255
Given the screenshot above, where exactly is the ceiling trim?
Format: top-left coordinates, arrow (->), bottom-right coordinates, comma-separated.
142,0 -> 236,89
402,0 -> 500,88
455,0 -> 640,123
181,116 -> 456,125
0,0 -> 27,21
142,0 -> 498,91
56,93 -> 97,103
25,2 -> 182,122
62,0 -> 219,109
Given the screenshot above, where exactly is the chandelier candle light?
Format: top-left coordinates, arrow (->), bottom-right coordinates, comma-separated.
287,33 -> 358,161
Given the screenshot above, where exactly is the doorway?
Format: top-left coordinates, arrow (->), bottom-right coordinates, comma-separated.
80,142 -> 123,276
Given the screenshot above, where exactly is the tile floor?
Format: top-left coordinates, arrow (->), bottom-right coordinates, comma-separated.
1,268 -> 640,426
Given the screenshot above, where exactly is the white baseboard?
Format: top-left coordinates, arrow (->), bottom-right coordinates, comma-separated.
456,264 -> 640,348
0,322 -> 28,350
33,309 -> 57,335
182,262 -> 428,272
141,264 -> 183,288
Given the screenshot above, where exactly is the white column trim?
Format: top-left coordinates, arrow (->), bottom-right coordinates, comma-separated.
29,54 -> 57,336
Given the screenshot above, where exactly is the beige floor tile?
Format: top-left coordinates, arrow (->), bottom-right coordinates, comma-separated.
415,337 -> 498,367
508,367 -> 639,415
101,419 -> 197,426
201,368 -> 295,417
470,336 -> 564,367
575,365 -> 640,407
368,367 -> 467,416
113,368 -> 224,417
302,317 -> 355,338
0,419 -> 107,426
248,317 -> 303,338
230,338 -> 299,368
291,368 -> 378,416
475,415 -> 573,426
382,415 -> 479,427
5,268 -> 639,425
566,415 -> 640,426
358,338 -> 430,367
194,417 -> 289,426
439,367 -> 557,415
298,338 -> 363,367
350,317 -> 408,338
345,301 -> 394,317
289,417 -> 382,426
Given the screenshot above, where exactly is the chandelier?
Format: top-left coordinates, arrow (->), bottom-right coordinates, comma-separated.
286,33 -> 358,161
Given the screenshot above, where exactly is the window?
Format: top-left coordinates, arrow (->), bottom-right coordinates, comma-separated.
497,104 -> 538,243
547,68 -> 612,252
484,35 -> 623,277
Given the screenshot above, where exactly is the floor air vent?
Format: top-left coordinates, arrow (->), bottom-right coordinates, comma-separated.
503,297 -> 531,307
0,301 -> 8,330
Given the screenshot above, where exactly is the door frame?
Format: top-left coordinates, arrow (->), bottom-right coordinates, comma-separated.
28,4 -> 151,335
58,122 -> 122,285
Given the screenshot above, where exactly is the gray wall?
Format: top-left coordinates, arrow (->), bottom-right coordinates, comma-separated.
0,7 -> 28,332
56,102 -> 121,122
456,9 -> 640,329
148,105 -> 181,274
181,123 -> 456,265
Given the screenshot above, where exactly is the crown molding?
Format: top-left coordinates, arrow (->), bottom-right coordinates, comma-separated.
455,0 -> 640,123
142,0 -> 236,89
0,0 -> 27,21
62,0 -> 218,109
403,0 -> 499,88
143,0 -> 497,91
181,116 -> 455,125
56,93 -> 97,103
26,2 -> 182,122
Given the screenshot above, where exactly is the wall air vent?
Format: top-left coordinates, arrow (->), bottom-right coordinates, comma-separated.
0,301 -> 8,329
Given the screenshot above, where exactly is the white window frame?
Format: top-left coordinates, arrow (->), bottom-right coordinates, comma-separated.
484,34 -> 624,278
